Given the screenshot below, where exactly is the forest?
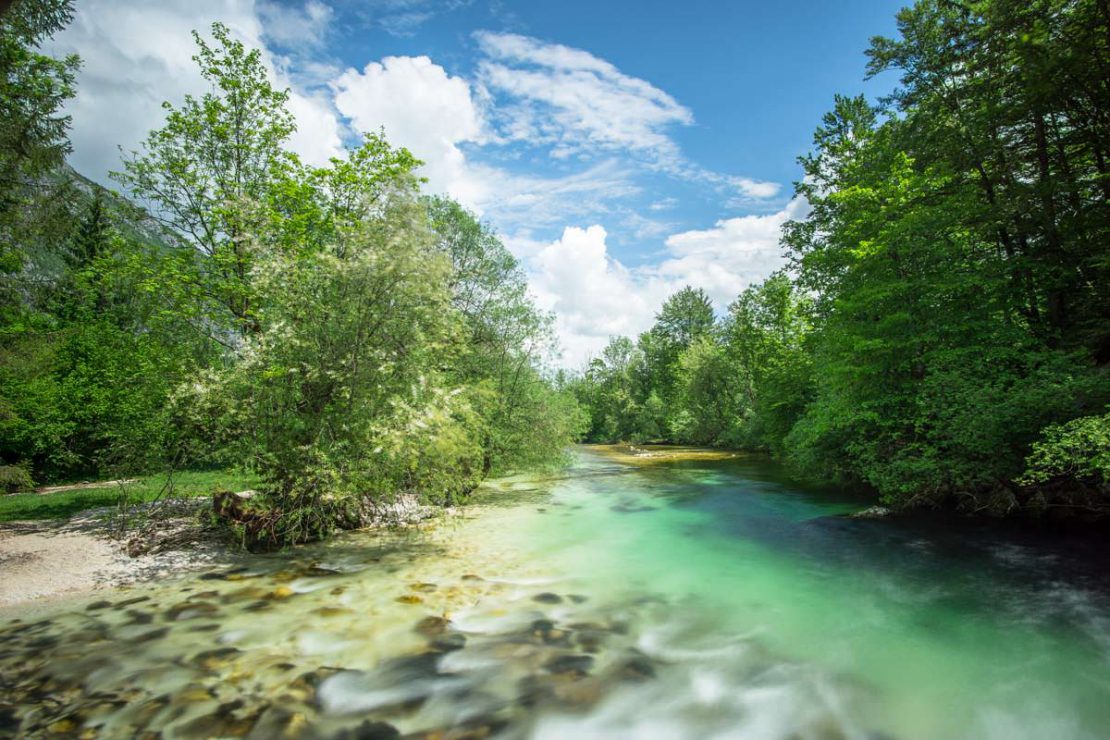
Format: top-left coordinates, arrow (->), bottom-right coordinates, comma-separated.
0,4 -> 583,546
569,0 -> 1110,516
2,0 -> 1108,547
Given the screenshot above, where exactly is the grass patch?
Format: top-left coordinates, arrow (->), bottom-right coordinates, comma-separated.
0,470 -> 259,523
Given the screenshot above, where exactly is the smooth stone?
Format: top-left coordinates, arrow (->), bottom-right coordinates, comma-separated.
533,593 -> 563,605
85,601 -> 112,612
193,647 -> 242,671
430,633 -> 467,652
568,594 -> 588,604
114,596 -> 151,608
619,655 -> 656,681
335,720 -> 400,740
610,503 -> 655,513
543,654 -> 594,676
133,628 -> 170,644
166,601 -> 219,621
414,616 -> 449,638
575,630 -> 607,653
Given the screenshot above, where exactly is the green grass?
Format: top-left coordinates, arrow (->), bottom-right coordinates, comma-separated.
0,470 -> 260,523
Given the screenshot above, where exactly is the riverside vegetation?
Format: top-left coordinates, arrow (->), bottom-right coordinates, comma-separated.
1,0 -> 1109,550
0,3 -> 583,547
568,0 -> 1110,519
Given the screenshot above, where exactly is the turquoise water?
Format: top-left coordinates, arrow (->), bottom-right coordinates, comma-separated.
2,447 -> 1109,738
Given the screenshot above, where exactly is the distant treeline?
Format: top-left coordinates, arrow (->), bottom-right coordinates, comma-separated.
0,3 -> 583,545
568,0 -> 1110,517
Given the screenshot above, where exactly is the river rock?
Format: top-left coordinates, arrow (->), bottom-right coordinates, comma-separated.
851,505 -> 892,519
543,654 -> 594,676
335,719 -> 400,739
414,616 -> 449,637
192,647 -> 242,671
166,601 -> 219,621
617,654 -> 656,681
430,633 -> 467,652
533,593 -> 563,605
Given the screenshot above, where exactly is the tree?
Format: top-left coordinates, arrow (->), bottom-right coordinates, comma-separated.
115,22 -> 296,336
180,190 -> 482,546
426,196 -> 580,473
0,0 -> 78,297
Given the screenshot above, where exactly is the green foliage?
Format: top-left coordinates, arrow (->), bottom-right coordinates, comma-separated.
0,463 -> 33,493
0,469 -> 258,522
0,0 -> 79,304
114,21 -> 296,335
571,0 -> 1110,517
1020,411 -> 1110,494
426,196 -> 582,474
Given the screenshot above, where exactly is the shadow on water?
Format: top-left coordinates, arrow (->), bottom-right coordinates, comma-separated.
605,451 -> 1110,647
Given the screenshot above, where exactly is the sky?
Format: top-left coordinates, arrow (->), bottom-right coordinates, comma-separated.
49,0 -> 905,367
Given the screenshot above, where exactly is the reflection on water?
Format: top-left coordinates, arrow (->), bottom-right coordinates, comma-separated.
2,448 -> 1109,739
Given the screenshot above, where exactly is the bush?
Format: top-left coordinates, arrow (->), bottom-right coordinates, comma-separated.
0,463 -> 33,492
1020,411 -> 1110,496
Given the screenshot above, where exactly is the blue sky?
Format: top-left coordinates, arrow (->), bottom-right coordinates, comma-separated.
51,0 -> 905,365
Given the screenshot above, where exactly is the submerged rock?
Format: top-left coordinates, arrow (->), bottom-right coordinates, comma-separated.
543,654 -> 594,676
192,647 -> 242,671
414,616 -> 449,637
335,719 -> 400,739
166,601 -> 219,621
430,633 -> 467,652
533,593 -> 563,605
618,654 -> 656,681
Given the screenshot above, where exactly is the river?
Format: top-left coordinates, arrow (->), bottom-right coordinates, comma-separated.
2,446 -> 1109,738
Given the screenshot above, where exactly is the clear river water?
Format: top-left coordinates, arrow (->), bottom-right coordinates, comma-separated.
2,446 -> 1110,739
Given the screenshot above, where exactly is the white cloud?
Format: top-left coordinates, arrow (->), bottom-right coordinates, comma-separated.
331,55 -> 640,227
48,0 -> 343,184
332,55 -> 486,203
657,196 -> 808,306
474,31 -> 693,166
522,199 -> 808,367
527,225 -> 661,367
258,0 -> 333,50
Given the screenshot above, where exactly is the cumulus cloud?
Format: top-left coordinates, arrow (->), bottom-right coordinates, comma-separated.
333,55 -> 486,201
48,0 -> 343,184
523,199 -> 808,367
527,225 -> 660,367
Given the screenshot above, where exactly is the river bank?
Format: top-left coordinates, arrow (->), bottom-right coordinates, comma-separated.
0,508 -> 231,610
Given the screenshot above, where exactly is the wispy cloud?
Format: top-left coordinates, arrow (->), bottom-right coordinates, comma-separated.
258,0 -> 334,50
474,31 -> 693,166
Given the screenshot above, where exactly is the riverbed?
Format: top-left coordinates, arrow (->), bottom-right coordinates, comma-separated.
2,447 -> 1109,738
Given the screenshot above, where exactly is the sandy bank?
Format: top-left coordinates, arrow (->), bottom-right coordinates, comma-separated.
0,510 -> 232,610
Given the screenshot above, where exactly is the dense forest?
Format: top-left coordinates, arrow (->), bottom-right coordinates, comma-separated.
0,2 -> 583,545
1,0 -> 1108,544
569,0 -> 1110,516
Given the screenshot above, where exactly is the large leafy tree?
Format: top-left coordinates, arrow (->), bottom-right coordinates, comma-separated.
426,196 -> 581,472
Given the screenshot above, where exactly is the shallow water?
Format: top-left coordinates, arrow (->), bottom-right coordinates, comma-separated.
2,448 -> 1110,739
